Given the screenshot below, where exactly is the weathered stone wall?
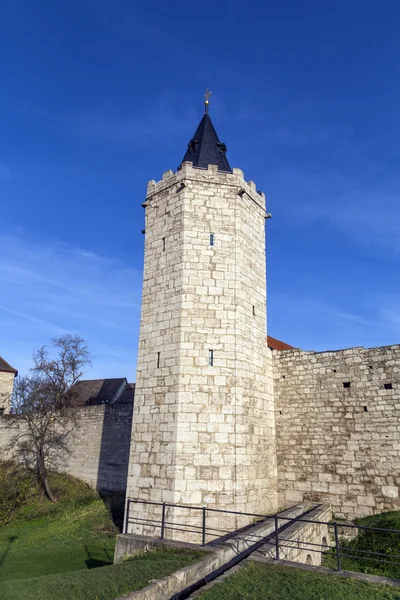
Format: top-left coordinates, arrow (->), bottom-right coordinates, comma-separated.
0,402 -> 133,492
0,371 -> 14,413
258,504 -> 332,566
274,345 -> 400,519
127,162 -> 278,538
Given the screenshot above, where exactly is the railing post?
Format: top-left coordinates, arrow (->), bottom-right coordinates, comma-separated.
202,507 -> 206,546
160,503 -> 166,540
274,515 -> 280,560
124,499 -> 130,534
333,521 -> 341,571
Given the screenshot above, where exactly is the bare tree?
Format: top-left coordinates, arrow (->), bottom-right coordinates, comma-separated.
7,335 -> 91,501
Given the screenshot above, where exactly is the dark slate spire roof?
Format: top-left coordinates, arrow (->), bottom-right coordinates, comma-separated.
180,113 -> 232,172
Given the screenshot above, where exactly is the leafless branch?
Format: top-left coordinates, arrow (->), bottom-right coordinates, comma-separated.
7,335 -> 91,501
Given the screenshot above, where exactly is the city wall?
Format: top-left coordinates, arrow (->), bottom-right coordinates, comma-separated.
0,402 -> 133,494
1,343 -> 399,523
274,345 -> 400,519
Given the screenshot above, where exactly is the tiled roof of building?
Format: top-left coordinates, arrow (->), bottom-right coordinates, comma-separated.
180,113 -> 232,172
0,356 -> 18,375
72,378 -> 128,406
267,336 -> 294,351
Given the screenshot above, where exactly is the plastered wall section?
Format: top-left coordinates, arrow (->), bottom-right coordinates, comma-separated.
274,345 -> 400,520
126,163 -> 277,537
0,372 -> 14,413
0,402 -> 133,492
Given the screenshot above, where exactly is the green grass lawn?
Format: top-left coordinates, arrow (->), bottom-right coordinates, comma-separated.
1,548 -> 204,600
0,498 -> 117,581
323,511 -> 400,579
198,561 -> 400,600
0,465 -> 204,599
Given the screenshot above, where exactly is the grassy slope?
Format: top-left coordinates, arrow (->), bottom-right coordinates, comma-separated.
324,511 -> 400,579
0,469 -> 116,581
1,548 -> 204,600
0,499 -> 116,581
198,562 -> 400,600
0,466 -> 204,600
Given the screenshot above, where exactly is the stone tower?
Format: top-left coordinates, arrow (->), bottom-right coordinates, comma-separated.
126,104 -> 278,540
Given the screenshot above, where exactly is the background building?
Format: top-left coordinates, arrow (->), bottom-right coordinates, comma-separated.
0,356 -> 17,415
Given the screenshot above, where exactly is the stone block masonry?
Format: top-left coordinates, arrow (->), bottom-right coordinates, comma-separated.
0,401 -> 133,493
64,402 -> 133,492
126,162 -> 278,539
0,371 -> 14,413
257,504 -> 332,566
274,345 -> 400,519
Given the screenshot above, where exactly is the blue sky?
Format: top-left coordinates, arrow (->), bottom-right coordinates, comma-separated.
1,0 -> 400,380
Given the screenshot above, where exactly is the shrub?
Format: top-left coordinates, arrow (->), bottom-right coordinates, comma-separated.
0,461 -> 37,524
0,461 -> 99,525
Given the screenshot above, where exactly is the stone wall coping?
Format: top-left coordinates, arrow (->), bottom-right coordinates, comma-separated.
259,504 -> 332,555
275,343 -> 400,358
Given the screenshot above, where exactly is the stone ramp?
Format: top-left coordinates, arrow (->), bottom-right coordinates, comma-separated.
115,502 -> 328,600
254,504 -> 332,566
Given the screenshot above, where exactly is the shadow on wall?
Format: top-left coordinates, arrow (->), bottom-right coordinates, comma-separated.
95,386 -> 134,530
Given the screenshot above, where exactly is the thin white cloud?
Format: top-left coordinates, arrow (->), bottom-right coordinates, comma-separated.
268,165 -> 400,256
0,304 -> 66,333
269,293 -> 400,352
0,233 -> 142,380
378,303 -> 400,335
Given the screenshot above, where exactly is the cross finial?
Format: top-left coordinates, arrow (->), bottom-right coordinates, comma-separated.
204,88 -> 212,113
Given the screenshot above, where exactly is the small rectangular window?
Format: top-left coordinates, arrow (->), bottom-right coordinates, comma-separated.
209,233 -> 215,247
209,350 -> 214,367
162,237 -> 166,251
343,381 -> 351,389
157,352 -> 161,368
384,383 -> 393,390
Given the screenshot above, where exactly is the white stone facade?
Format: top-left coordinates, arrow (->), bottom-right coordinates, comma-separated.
126,162 -> 278,537
0,402 -> 132,492
274,345 -> 400,519
0,371 -> 14,414
124,156 -> 400,534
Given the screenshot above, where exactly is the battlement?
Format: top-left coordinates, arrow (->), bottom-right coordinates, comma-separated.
146,162 -> 266,210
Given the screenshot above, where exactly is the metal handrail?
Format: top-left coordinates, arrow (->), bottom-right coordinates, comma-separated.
124,498 -> 400,574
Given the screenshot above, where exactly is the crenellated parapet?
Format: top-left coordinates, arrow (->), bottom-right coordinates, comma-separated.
145,162 -> 267,213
